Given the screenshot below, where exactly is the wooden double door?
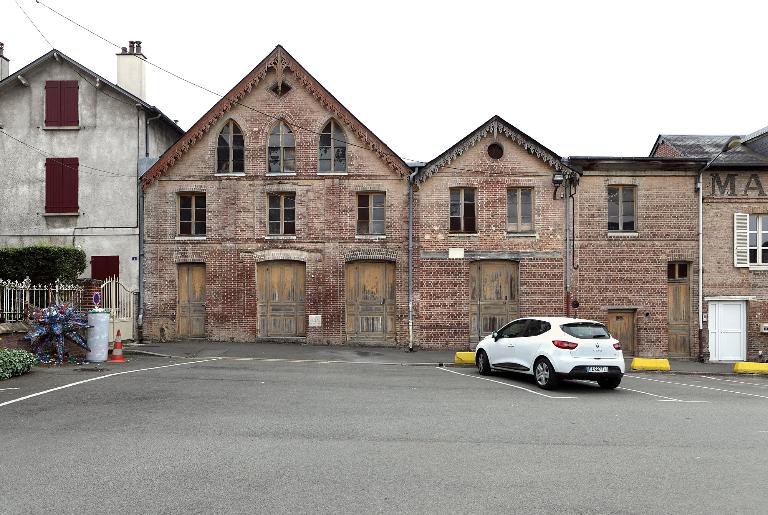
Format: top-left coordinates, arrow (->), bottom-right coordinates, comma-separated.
346,261 -> 396,341
469,261 -> 519,344
177,263 -> 206,337
257,261 -> 306,337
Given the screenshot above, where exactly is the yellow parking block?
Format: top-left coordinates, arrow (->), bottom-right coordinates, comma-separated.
630,357 -> 671,371
454,351 -> 476,365
733,362 -> 768,374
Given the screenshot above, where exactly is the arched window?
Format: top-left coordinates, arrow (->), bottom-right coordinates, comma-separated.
216,120 -> 244,173
268,122 -> 296,174
319,120 -> 347,172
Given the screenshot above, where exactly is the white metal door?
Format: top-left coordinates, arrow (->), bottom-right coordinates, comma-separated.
708,301 -> 746,361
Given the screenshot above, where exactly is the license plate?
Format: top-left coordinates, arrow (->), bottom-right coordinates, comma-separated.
586,366 -> 608,373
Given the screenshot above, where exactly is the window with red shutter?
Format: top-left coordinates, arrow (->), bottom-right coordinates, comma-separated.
45,80 -> 79,127
91,256 -> 119,281
45,158 -> 79,214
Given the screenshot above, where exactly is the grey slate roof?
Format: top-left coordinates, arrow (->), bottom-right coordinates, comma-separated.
651,133 -> 768,167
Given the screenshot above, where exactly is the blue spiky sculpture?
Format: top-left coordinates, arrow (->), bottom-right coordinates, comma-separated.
25,304 -> 90,364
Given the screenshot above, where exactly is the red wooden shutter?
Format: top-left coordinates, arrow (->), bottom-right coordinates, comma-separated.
45,158 -> 78,213
61,81 -> 79,126
45,81 -> 62,126
91,256 -> 120,281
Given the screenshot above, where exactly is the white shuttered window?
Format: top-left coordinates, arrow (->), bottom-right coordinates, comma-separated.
733,212 -> 750,267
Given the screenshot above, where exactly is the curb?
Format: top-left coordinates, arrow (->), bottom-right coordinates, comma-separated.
454,351 -> 476,365
733,362 -> 768,375
630,357 -> 671,371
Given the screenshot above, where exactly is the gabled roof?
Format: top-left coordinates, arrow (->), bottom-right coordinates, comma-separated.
413,115 -> 572,185
650,133 -> 768,167
142,45 -> 411,189
0,49 -> 183,135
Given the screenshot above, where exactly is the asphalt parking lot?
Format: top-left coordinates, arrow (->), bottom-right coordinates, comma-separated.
2,355 -> 767,514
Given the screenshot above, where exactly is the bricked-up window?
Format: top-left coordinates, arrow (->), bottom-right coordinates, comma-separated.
607,186 -> 636,231
217,120 -> 244,173
45,158 -> 79,213
319,120 -> 347,173
449,188 -> 477,233
748,214 -> 768,265
268,122 -> 296,174
178,193 -> 206,236
507,188 -> 533,232
268,193 -> 296,235
45,80 -> 79,127
357,193 -> 385,235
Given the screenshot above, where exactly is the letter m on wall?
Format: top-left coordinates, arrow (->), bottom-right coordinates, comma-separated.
734,212 -> 749,267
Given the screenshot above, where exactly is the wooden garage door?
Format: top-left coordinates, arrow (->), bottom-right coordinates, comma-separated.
346,261 -> 396,340
469,261 -> 519,343
257,261 -> 306,337
177,263 -> 206,337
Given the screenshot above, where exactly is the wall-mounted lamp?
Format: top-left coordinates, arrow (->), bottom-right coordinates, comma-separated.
552,172 -> 565,186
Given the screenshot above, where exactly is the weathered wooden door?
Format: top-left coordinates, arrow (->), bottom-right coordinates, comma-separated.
257,261 -> 306,337
346,261 -> 396,340
606,311 -> 635,355
667,262 -> 691,355
177,263 -> 206,337
469,261 -> 519,344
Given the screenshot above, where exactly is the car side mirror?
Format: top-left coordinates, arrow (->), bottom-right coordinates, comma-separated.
492,331 -> 499,341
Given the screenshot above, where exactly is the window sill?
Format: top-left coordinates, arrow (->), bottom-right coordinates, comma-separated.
448,233 -> 479,238
213,173 -> 245,177
43,125 -> 80,130
506,231 -> 538,238
607,231 -> 638,237
43,212 -> 79,217
355,235 -> 386,240
317,172 -> 348,176
265,172 -> 297,177
265,235 -> 297,240
748,265 -> 768,271
175,236 -> 207,240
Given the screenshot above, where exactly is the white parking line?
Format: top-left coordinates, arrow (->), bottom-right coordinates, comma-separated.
437,367 -> 577,399
0,358 -> 223,409
700,376 -> 768,388
617,386 -> 707,403
0,387 -> 21,391
625,374 -> 768,400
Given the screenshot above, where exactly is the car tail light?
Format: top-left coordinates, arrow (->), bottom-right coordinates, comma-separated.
552,340 -> 578,350
613,342 -> 622,350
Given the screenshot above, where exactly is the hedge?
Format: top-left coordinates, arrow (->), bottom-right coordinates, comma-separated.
0,244 -> 86,284
0,348 -> 36,380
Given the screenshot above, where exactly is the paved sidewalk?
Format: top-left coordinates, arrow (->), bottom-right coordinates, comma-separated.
123,340 -> 752,375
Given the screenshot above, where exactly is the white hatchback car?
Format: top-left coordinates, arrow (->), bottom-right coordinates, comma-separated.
475,317 -> 625,390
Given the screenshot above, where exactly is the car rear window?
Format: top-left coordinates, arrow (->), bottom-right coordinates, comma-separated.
560,322 -> 610,339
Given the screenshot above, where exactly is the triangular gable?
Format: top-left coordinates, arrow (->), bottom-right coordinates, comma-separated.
142,45 -> 410,189
413,115 -> 572,185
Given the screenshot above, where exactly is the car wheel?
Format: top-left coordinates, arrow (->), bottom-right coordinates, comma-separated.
533,358 -> 559,390
477,350 -> 492,375
597,377 -> 621,389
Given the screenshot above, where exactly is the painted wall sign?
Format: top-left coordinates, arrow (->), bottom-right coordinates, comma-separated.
710,173 -> 768,197
308,315 -> 322,327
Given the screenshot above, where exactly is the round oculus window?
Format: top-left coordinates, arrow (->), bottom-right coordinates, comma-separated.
488,143 -> 503,160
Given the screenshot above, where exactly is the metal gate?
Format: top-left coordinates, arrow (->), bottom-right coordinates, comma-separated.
100,277 -> 136,342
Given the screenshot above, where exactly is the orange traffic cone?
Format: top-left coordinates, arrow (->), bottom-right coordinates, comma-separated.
109,329 -> 127,363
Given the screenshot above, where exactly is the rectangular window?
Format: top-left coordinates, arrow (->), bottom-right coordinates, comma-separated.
607,185 -> 636,231
268,193 -> 296,235
45,158 -> 79,213
45,80 -> 79,127
91,256 -> 120,281
356,192 -> 385,235
667,262 -> 689,281
178,193 -> 206,236
449,187 -> 477,233
748,214 -> 768,265
507,188 -> 533,232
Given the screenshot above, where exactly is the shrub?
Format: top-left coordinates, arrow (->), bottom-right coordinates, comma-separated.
0,244 -> 86,284
0,348 -> 36,380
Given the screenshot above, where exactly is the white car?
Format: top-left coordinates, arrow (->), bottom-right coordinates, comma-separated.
475,317 -> 625,390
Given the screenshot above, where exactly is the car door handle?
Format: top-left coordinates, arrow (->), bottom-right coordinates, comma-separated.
507,344 -> 515,348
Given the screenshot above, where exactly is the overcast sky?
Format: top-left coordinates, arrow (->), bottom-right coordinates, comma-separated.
4,0 -> 767,161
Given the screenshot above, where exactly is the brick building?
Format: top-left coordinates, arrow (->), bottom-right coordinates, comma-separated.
141,46 -> 411,345
412,117 -> 573,348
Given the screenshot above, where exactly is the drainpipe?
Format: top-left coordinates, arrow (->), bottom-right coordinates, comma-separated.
408,168 -> 418,351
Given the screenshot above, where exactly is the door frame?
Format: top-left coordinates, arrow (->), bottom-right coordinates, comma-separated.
344,260 -> 397,344
257,260 -> 307,338
707,299 -> 747,361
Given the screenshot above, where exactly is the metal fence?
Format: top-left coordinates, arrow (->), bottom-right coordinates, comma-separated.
0,277 -> 84,323
100,277 -> 136,340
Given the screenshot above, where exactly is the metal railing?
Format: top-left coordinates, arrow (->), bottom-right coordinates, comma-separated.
0,277 -> 84,323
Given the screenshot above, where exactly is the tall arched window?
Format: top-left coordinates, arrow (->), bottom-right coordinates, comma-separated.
319,120 -> 347,173
268,122 -> 296,174
216,120 -> 244,173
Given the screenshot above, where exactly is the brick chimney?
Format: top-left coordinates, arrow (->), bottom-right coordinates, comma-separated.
0,43 -> 9,81
116,40 -> 146,99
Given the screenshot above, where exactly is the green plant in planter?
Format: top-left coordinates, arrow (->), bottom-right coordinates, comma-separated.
0,348 -> 36,380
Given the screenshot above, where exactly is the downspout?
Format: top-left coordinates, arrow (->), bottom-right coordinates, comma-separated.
138,108 -> 161,343
408,168 -> 418,351
697,168 -> 703,360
